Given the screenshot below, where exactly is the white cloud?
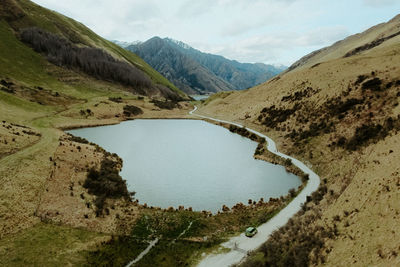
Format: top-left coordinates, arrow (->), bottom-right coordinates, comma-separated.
196,26 -> 350,65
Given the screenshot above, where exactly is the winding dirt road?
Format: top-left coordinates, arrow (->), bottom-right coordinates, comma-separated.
190,106 -> 320,267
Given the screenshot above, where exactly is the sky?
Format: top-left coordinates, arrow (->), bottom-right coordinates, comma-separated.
32,0 -> 400,66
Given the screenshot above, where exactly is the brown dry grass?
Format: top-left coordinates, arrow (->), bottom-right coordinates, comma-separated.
199,18 -> 400,267
36,135 -> 139,234
0,84 -> 193,264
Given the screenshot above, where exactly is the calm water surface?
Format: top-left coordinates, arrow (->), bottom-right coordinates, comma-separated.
68,120 -> 301,212
190,95 -> 209,101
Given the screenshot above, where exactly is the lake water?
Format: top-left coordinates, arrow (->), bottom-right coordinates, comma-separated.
191,95 -> 209,101
68,120 -> 301,212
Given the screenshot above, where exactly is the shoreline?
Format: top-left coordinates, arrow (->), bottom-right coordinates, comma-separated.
53,103 -> 315,266
65,110 -> 305,214
190,106 -> 321,267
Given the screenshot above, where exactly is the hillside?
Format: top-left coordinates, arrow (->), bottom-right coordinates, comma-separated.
287,14 -> 400,72
126,37 -> 285,94
0,0 -> 192,265
0,0 -> 187,100
198,14 -> 400,266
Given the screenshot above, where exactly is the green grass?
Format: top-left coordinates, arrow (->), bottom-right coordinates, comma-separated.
10,0 -> 184,97
87,200 -> 293,267
0,223 -> 105,267
0,19 -> 54,85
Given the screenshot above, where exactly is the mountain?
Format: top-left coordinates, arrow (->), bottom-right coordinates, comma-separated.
199,14 -> 400,267
111,40 -> 141,48
126,37 -> 285,94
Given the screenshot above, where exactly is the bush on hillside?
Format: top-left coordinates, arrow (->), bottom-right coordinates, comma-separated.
84,158 -> 133,214
150,99 -> 178,110
361,78 -> 382,91
123,105 -> 143,116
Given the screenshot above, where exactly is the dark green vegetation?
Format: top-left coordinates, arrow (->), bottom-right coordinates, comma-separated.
126,37 -> 285,94
151,99 -> 179,110
257,74 -> 400,151
343,117 -> 400,150
123,105 -> 143,116
88,193 -> 295,267
85,121 -> 306,266
21,27 -> 152,93
241,184 -> 340,267
84,158 -> 132,215
228,124 -> 263,142
66,134 -> 134,214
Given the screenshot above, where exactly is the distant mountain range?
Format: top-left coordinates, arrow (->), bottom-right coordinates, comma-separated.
117,37 -> 286,94
111,40 -> 142,48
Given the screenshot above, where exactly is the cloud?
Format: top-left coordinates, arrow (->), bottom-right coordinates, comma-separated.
31,0 -> 400,65
197,25 -> 350,65
294,26 -> 350,46
363,0 -> 397,7
176,0 -> 217,18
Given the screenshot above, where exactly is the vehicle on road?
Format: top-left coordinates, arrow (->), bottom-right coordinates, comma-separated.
245,227 -> 258,237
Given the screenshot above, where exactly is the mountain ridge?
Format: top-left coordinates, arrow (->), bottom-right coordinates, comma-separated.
124,37 -> 286,94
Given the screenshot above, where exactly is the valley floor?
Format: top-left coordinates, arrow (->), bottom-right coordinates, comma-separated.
0,95 -> 305,266
0,94 -> 194,265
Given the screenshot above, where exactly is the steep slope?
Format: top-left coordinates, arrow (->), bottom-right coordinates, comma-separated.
199,14 -> 400,267
0,0 -> 187,100
127,37 -> 234,94
288,14 -> 400,72
165,38 -> 285,89
126,37 -> 285,94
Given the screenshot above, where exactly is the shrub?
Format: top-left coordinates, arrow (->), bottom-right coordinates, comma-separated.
109,97 -> 123,103
67,134 -> 89,144
289,188 -> 296,198
346,123 -> 383,150
361,78 -> 382,91
337,136 -> 347,147
150,99 -> 177,110
84,158 -> 133,213
301,173 -> 309,182
355,75 -> 368,85
123,105 -> 143,116
284,158 -> 292,166
259,104 -> 300,129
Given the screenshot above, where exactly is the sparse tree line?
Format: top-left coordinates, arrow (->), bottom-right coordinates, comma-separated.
20,27 -> 152,90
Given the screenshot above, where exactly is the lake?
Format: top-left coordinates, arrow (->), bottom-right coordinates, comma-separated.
190,95 -> 209,101
68,119 -> 301,212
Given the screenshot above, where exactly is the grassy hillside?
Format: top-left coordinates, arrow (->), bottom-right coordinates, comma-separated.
288,14 -> 400,72
0,0 -> 186,99
199,14 -> 400,267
